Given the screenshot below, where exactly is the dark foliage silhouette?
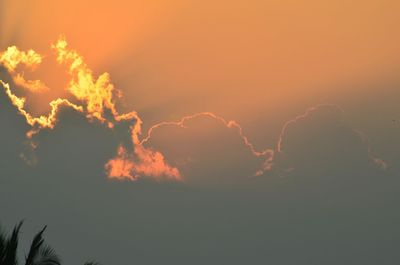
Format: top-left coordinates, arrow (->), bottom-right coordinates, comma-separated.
0,222 -> 98,265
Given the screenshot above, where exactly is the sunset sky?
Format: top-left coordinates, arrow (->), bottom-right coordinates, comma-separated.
1,1 -> 400,264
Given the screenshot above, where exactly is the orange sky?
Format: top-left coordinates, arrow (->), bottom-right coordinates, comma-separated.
1,0 -> 399,130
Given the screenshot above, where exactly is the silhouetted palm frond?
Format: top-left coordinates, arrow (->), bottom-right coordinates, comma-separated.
3,221 -> 23,265
0,221 -> 100,265
0,226 -> 7,262
25,226 -> 61,265
25,226 -> 46,265
28,245 -> 61,265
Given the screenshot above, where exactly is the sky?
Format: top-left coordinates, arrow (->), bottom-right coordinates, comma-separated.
1,0 -> 400,264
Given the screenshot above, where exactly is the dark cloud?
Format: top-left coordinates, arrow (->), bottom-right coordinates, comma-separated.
0,71 -> 30,172
143,114 -> 268,187
1,83 -> 400,265
274,105 -> 386,178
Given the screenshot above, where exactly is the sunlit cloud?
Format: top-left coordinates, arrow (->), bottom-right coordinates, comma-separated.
0,37 -> 387,184
140,112 -> 274,177
1,36 -> 271,183
0,46 -> 49,92
0,37 -> 181,181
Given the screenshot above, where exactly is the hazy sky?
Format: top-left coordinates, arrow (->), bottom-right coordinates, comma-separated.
1,1 -> 400,264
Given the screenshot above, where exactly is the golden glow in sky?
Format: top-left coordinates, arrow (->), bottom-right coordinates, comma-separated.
1,0 -> 399,121
0,38 -> 183,180
0,38 -> 273,181
0,0 -> 398,182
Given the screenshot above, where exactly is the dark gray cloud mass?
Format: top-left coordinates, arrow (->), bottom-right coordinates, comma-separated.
144,114 -> 267,187
275,105 -> 386,177
1,82 -> 400,265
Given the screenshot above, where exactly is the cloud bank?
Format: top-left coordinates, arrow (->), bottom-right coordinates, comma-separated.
275,104 -> 386,177
0,37 -> 183,181
0,37 -> 274,184
0,38 -> 387,186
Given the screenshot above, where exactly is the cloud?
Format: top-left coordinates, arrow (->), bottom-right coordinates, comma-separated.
0,45 -> 49,92
0,78 -> 30,171
141,112 -> 273,186
0,102 -> 398,265
0,38 -> 390,187
0,37 -> 278,183
105,145 -> 181,181
0,37 -> 181,181
1,61 -> 399,265
274,104 -> 386,177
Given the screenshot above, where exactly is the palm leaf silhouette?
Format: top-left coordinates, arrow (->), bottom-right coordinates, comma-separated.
0,221 -> 100,265
25,226 -> 61,265
26,245 -> 61,265
3,221 -> 23,265
0,225 -> 7,263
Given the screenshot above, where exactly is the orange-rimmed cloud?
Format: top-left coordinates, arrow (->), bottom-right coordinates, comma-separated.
52,37 -> 135,126
0,80 -> 83,138
140,112 -> 274,177
0,36 -> 182,181
0,46 -> 49,92
2,38 -> 387,185
275,104 -> 387,176
105,145 -> 181,181
1,36 -> 276,183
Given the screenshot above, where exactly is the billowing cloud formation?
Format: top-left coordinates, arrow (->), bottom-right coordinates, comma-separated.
0,46 -> 49,92
275,105 -> 386,177
0,80 -> 83,138
1,98 -> 397,265
0,37 -> 181,181
0,37 -> 274,183
0,39 -> 387,185
105,145 -> 181,181
140,112 -> 273,186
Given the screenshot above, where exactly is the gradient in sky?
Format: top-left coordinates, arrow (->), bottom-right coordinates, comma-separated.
1,0 -> 400,264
